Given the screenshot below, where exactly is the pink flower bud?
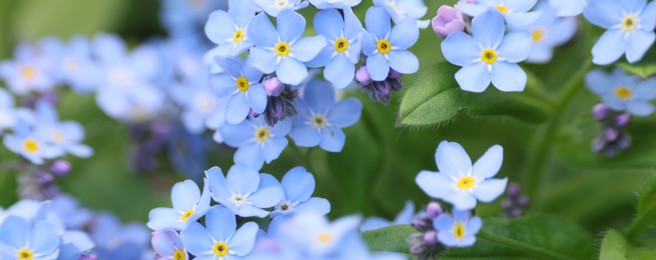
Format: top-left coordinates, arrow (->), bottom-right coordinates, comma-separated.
432,5 -> 466,38
263,77 -> 285,97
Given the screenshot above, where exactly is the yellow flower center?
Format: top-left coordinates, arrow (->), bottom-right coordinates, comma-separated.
173,249 -> 186,260
481,49 -> 497,65
53,131 -> 64,142
236,76 -> 249,92
376,39 -> 392,55
17,248 -> 33,260
334,38 -> 349,53
453,223 -> 466,239
275,0 -> 289,8
531,28 -> 545,42
457,176 -> 476,190
22,139 -> 39,154
213,242 -> 230,257
311,115 -> 328,129
614,86 -> 632,100
231,194 -> 247,205
255,127 -> 270,143
388,2 -> 398,11
317,232 -> 333,244
181,209 -> 195,222
275,42 -> 291,57
21,66 -> 37,80
64,59 -> 78,72
621,15 -> 638,32
496,4 -> 509,14
233,29 -> 245,43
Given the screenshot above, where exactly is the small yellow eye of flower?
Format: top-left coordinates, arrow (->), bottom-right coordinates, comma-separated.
317,232 -> 333,244
614,86 -> 632,100
65,59 -> 78,72
21,66 -> 37,80
22,139 -> 39,154
496,4 -> 509,14
53,132 -> 64,142
17,248 -> 33,260
213,242 -> 230,257
376,39 -> 392,55
275,42 -> 291,57
621,15 -> 638,32
173,249 -> 186,260
233,29 -> 245,43
236,76 -> 249,92
453,223 -> 466,239
255,127 -> 270,143
480,49 -> 498,65
457,176 -> 476,190
275,0 -> 289,9
311,115 -> 328,129
334,38 -> 349,53
388,2 -> 398,11
531,28 -> 545,42
181,209 -> 195,222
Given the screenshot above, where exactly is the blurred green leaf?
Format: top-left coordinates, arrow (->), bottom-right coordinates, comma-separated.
362,224 -> 415,253
398,62 -> 554,127
638,176 -> 656,215
625,176 -> 656,241
618,48 -> 656,79
600,229 -> 629,260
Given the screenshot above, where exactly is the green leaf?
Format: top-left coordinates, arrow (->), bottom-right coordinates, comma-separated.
618,48 -> 656,79
398,62 -> 554,127
625,176 -> 656,241
600,229 -> 629,260
444,215 -> 594,259
362,224 -> 416,253
637,176 -> 656,215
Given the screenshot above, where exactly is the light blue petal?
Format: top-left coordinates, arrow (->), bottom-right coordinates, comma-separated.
247,13 -> 278,47
314,9 -> 344,40
389,18 -> 419,50
585,69 -> 614,95
220,120 -> 253,147
171,180 -> 201,211
324,55 -> 355,88
627,100 -> 655,116
388,50 -> 419,74
295,197 -> 331,215
497,32 -> 532,62
306,46 -> 332,68
396,0 -> 428,18
151,230 -> 178,256
277,9 -> 306,42
550,0 -> 587,16
435,141 -> 472,177
472,11 -> 505,48
327,98 -> 362,128
205,11 -> 235,44
247,84 -> 267,114
235,205 -> 269,218
437,229 -> 458,247
491,62 -> 527,92
243,61 -> 264,83
505,0 -> 538,12
180,222 -> 214,256
146,208 -> 180,231
466,216 -> 483,236
365,7 -> 392,39
641,2 -> 656,30
623,0 -> 646,13
182,111 -> 205,134
234,143 -> 265,170
360,218 -> 390,232
445,192 -> 477,210
457,2 -> 487,17
290,125 -> 322,147
625,30 -> 655,63
473,178 -> 508,202
319,127 -> 345,152
393,200 -> 415,224
292,36 -> 327,62
362,32 -> 378,56
30,221 -> 59,255
456,62 -> 491,92
635,78 -> 656,99
226,94 -> 250,124
441,32 -> 480,67
366,54 -> 390,81
67,143 -> 93,158
206,166 -> 231,201
249,174 -> 284,208
230,0 -> 257,27
214,56 -> 243,78
276,57 -> 307,85
459,236 -> 476,247
591,29 -> 625,65
212,73 -> 236,98
472,145 -> 503,179
281,167 -> 315,202
227,164 -> 260,194
229,222 -> 258,256
205,206 -> 237,241
452,209 -> 470,222
415,170 -> 453,199
344,7 -> 363,39
262,137 -> 288,162
433,214 -> 454,232
583,0 -> 623,28
504,10 -> 542,27
303,80 -> 334,113
0,215 -> 29,248
271,118 -> 293,137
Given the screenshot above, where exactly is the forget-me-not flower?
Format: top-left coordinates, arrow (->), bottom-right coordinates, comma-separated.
152,229 -> 187,260
458,0 -> 542,27
147,179 -> 212,231
90,212 -> 150,260
39,36 -> 100,93
247,9 -> 327,85
583,0 -> 656,65
362,7 -> 420,81
416,141 -> 508,211
206,165 -> 284,218
170,76 -> 226,134
373,0 -> 430,28
270,167 -> 331,219
205,0 -> 257,59
253,0 -> 309,17
0,43 -> 56,95
360,201 -> 415,232
307,8 -> 363,88
277,212 -> 362,257
0,88 -> 33,134
513,2 -> 578,63
221,117 -> 292,170
289,80 -> 362,152
309,0 -> 361,9
441,11 -> 532,92
0,216 -> 60,260
549,0 -> 589,17
213,57 -> 266,125
433,210 -> 482,247
33,102 -> 93,158
4,120 -> 62,164
586,68 -> 656,116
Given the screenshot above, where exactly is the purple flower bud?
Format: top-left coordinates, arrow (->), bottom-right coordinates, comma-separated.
424,230 -> 439,246
264,77 -> 285,97
411,218 -> 431,231
432,5 -> 466,38
37,172 -> 55,184
517,195 -> 530,207
615,113 -> 631,128
40,91 -> 59,105
618,134 -> 632,149
51,160 -> 72,176
592,103 -> 610,121
79,254 -> 97,260
506,183 -> 521,197
426,202 -> 443,219
604,127 -> 620,141
592,135 -> 607,153
388,69 -> 403,79
355,66 -> 372,86
501,199 -> 513,209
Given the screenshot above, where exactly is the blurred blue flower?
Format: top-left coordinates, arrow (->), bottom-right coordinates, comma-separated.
205,0 -> 257,59
586,68 -> 656,116
276,212 -> 362,257
206,165 -> 284,218
270,167 -> 331,219
152,229 -> 187,260
289,80 -> 362,152
33,102 -> 93,158
362,7 -> 419,81
416,141 -> 508,211
583,0 -> 656,65
0,216 -> 60,259
0,88 -> 33,134
433,210 -> 481,247
309,0 -> 361,9
39,36 -> 100,93
0,43 -> 56,95
441,11 -> 532,92
247,10 -> 327,85
147,179 -> 212,231
220,116 -> 292,170
549,0 -> 589,16
161,0 -> 227,39
458,0 -> 542,27
212,57 -> 266,125
360,200 -> 415,232
166,125 -> 209,179
253,0 -> 309,17
51,195 -> 93,230
90,212 -> 150,260
513,2 -> 578,63
170,80 -> 225,134
4,120 -> 62,164
307,8 -> 363,88
373,0 -> 430,28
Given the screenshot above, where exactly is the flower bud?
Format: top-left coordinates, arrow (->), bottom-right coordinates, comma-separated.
425,202 -> 443,219
355,66 -> 372,86
432,5 -> 466,38
615,113 -> 631,128
51,160 -> 72,176
263,77 -> 285,97
423,230 -> 439,246
592,103 -> 610,121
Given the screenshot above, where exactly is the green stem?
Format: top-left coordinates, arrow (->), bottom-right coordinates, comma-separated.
477,230 -> 577,260
624,208 -> 656,242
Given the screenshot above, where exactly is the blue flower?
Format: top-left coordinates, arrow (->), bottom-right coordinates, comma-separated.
152,229 -> 187,260
307,8 -> 363,88
147,179 -> 212,231
433,210 -> 481,247
583,0 -> 656,65
39,36 -> 100,93
205,0 -> 257,59
362,7 -> 419,81
289,80 -> 362,152
181,206 -> 258,260
0,43 -> 56,95
90,212 -> 150,260
270,167 -> 331,219
458,0 -> 542,27
206,165 -> 284,218
513,2 -> 578,63
170,77 -> 226,134
586,68 -> 656,116
373,0 -> 430,28
0,88 -> 33,134
33,102 -> 93,158
220,117 -> 292,170
0,216 -> 60,259
212,57 -> 266,125
247,9 -> 327,85
161,0 -> 226,40
166,125 -> 210,179
4,120 -> 62,164
441,11 -> 532,92
549,0 -> 589,16
416,141 -> 508,211
360,201 -> 415,232
253,0 -> 309,17
275,212 -> 361,257
309,0 -> 361,9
